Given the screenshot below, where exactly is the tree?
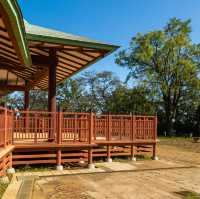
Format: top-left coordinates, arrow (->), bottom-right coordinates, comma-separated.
116,18 -> 200,134
57,78 -> 85,111
80,71 -> 121,113
105,85 -> 155,115
29,91 -> 48,110
1,91 -> 48,110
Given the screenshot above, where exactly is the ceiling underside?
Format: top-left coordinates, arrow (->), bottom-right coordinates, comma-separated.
0,18 -> 115,91
0,15 -> 23,73
27,41 -> 107,89
0,14 -> 26,96
0,1 -> 118,96
0,69 -> 25,97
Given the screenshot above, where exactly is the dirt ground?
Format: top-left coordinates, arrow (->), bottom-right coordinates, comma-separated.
32,138 -> 200,199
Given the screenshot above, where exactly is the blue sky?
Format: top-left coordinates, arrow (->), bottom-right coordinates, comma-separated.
18,0 -> 200,82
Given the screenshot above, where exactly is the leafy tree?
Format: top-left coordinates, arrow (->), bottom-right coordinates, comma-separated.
1,91 -> 48,110
29,90 -> 48,110
57,78 -> 85,111
105,85 -> 155,115
116,18 -> 200,134
80,71 -> 121,112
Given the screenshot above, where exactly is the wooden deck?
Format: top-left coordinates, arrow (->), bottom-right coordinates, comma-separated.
0,107 -> 157,175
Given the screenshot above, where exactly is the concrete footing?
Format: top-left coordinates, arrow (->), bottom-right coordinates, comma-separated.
56,165 -> 63,171
107,158 -> 112,163
0,176 -> 9,184
88,163 -> 95,169
131,157 -> 137,161
79,160 -> 85,164
7,168 -> 15,174
152,156 -> 159,160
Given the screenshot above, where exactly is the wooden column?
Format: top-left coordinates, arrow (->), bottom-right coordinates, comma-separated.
48,49 -> 57,140
24,89 -> 29,111
57,149 -> 62,166
24,85 -> 30,133
48,49 -> 57,113
153,143 -> 157,159
88,148 -> 93,165
88,113 -> 94,166
107,145 -> 111,161
152,116 -> 158,160
4,108 -> 7,147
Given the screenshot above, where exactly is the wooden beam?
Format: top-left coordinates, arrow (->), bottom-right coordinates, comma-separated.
0,84 -> 25,91
0,57 -> 24,70
28,69 -> 48,88
31,55 -> 51,67
61,50 -> 90,62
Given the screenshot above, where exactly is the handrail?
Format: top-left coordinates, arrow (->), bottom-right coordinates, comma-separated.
0,107 -> 157,145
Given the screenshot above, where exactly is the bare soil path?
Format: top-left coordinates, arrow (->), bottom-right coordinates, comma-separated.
32,138 -> 200,199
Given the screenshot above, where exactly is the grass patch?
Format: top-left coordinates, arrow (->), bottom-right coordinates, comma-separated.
94,154 -> 151,163
0,183 -> 8,199
158,136 -> 192,141
175,191 -> 200,199
185,192 -> 200,199
15,164 -> 55,173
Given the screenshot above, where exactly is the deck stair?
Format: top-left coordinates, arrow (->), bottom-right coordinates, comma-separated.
16,176 -> 38,199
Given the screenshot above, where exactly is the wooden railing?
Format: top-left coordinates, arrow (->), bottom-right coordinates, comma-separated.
13,111 -> 157,144
94,115 -> 157,142
0,107 -> 157,145
0,107 -> 13,147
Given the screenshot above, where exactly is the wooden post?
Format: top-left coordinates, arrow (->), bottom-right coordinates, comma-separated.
79,115 -> 82,142
152,116 -> 158,160
56,149 -> 62,166
24,88 -> 29,133
89,112 -> 94,144
34,113 -> 38,144
4,108 -> 7,147
131,145 -> 134,158
107,145 -> 112,162
57,111 -> 62,144
48,49 -> 57,140
9,152 -> 12,168
88,113 -> 94,167
106,114 -> 112,162
131,115 -> 136,156
133,115 -> 136,141
88,148 -> 93,164
154,116 -> 157,140
11,110 -> 14,144
24,89 -> 29,111
131,114 -> 133,141
108,114 -> 112,141
152,143 -> 157,159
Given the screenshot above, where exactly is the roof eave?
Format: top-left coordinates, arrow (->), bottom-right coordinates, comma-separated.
0,0 -> 32,67
26,33 -> 120,52
56,46 -> 119,86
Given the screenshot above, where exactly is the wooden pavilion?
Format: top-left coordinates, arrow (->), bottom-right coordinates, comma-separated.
0,0 -> 157,176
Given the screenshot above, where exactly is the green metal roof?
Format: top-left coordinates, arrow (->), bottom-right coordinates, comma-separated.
24,20 -> 119,52
0,0 -> 32,67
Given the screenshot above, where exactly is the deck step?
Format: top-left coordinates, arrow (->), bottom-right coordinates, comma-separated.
16,176 -> 37,199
